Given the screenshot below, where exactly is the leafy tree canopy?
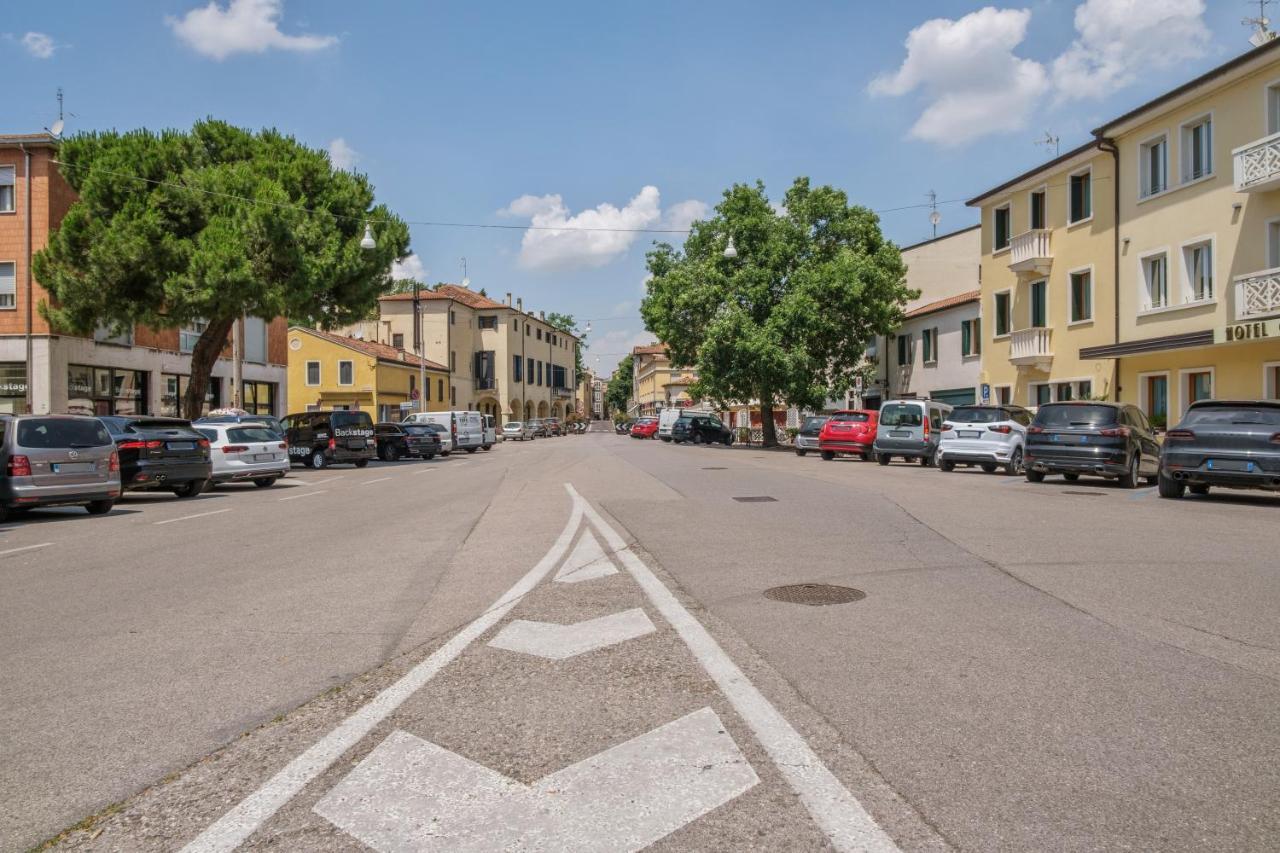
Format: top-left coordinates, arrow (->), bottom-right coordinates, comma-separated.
605,353 -> 633,414
640,177 -> 914,445
34,119 -> 410,416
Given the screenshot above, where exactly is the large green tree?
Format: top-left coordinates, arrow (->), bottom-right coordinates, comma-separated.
605,353 -> 633,415
641,178 -> 914,446
34,119 -> 410,417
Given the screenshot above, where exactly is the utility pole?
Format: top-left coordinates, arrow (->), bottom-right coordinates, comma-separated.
927,189 -> 940,239
414,281 -> 426,413
231,315 -> 244,408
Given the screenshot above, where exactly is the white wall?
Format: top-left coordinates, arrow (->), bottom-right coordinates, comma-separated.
889,301 -> 981,399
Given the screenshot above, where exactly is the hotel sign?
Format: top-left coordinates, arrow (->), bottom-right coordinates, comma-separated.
1214,319 -> 1280,345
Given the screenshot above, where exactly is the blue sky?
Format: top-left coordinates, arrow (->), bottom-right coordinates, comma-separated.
0,1 -> 1256,372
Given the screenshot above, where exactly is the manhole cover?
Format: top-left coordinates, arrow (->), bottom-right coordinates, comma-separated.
1061,490 -> 1104,497
733,496 -> 776,502
764,584 -> 866,606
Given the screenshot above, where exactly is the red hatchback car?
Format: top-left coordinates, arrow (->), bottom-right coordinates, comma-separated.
818,409 -> 879,460
630,417 -> 659,439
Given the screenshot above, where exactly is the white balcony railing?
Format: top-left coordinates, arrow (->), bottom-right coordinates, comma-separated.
1008,229 -> 1052,275
1233,266 -> 1280,321
1233,131 -> 1280,193
1009,327 -> 1053,369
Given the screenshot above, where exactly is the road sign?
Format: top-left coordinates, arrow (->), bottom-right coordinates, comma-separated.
410,388 -> 420,401
981,383 -> 991,404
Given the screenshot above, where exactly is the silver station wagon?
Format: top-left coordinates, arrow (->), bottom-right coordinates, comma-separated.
0,414 -> 121,520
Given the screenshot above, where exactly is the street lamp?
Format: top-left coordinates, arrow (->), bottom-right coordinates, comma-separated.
360,221 -> 376,250
723,236 -> 737,259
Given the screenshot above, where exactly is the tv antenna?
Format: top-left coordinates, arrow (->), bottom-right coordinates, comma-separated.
1245,0 -> 1277,47
926,189 -> 940,238
46,87 -> 66,138
460,256 -> 470,288
1035,130 -> 1060,157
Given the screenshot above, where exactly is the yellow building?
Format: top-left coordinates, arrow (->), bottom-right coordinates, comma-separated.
969,142 -> 1118,406
630,343 -> 697,417
1076,39 -> 1280,425
286,327 -> 450,421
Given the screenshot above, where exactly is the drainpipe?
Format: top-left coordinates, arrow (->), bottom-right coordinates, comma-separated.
1097,137 -> 1121,401
20,144 -> 32,413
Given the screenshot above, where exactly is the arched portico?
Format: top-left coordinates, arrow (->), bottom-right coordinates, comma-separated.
525,401 -> 535,420
537,401 -> 549,418
509,399 -> 522,423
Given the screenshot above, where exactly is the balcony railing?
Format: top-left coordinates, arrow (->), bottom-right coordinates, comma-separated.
1008,229 -> 1052,275
1233,266 -> 1280,321
1233,131 -> 1280,193
553,385 -> 574,399
474,377 -> 497,391
1009,327 -> 1053,369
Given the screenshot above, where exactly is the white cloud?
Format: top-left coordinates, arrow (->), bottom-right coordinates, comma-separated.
868,7 -> 1048,147
391,253 -> 427,282
586,327 -> 656,369
1052,0 -> 1209,101
21,32 -> 54,59
168,0 -> 337,60
662,199 -> 709,232
328,137 -> 358,171
499,186 -> 663,271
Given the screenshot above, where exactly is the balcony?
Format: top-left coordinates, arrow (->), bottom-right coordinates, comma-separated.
553,385 -> 574,399
1233,132 -> 1280,193
1233,267 -> 1280,321
1009,327 -> 1053,370
1008,229 -> 1052,275
474,377 -> 497,391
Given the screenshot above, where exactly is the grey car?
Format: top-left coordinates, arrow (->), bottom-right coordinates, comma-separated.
874,399 -> 953,466
1159,399 -> 1280,498
503,420 -> 534,441
0,414 -> 120,519
794,415 -> 829,456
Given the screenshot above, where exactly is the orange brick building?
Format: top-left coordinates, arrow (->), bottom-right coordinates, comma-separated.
0,134 -> 287,416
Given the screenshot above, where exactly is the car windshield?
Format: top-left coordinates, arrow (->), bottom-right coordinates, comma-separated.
17,418 -> 112,448
830,412 -> 869,423
802,417 -> 828,430
1034,404 -> 1117,428
196,428 -> 218,442
879,404 -> 922,427
505,422 -> 523,428
331,412 -> 372,429
422,423 -> 445,432
1183,406 -> 1280,426
404,425 -> 435,435
228,427 -> 278,442
950,407 -> 1005,424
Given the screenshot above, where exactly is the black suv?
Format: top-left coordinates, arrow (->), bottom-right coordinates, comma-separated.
99,416 -> 213,497
671,414 -> 734,445
1024,402 -> 1160,488
282,411 -> 376,469
374,423 -> 441,461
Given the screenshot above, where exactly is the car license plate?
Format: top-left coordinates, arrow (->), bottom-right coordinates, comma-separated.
254,453 -> 274,462
167,441 -> 194,450
349,439 -> 366,448
891,430 -> 911,438
958,430 -> 981,438
52,462 -> 94,474
1207,459 -> 1253,472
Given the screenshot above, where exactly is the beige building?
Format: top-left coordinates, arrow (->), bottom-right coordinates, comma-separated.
629,343 -> 697,417
343,284 -> 579,423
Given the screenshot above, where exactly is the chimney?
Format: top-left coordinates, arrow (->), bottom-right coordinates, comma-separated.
505,292 -> 512,306
397,350 -> 406,361
539,310 -> 545,320
516,297 -> 523,312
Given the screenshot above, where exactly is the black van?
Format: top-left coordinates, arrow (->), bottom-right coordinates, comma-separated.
282,411 -> 376,469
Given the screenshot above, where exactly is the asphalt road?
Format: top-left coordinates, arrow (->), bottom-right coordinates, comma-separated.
4,428 -> 1279,851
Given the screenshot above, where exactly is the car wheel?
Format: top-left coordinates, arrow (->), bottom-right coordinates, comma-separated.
1025,469 -> 1045,483
172,479 -> 206,498
465,447 -> 478,454
355,459 -> 370,468
877,453 -> 891,466
920,451 -> 934,467
1157,470 -> 1185,499
980,463 -> 998,473
442,450 -> 451,456
253,477 -> 276,488
1006,448 -> 1024,476
1189,484 -> 1210,495
693,433 -> 704,445
820,450 -> 835,461
860,453 -> 869,462
724,435 -> 733,445
940,459 -> 955,472
1144,476 -> 1158,486
310,450 -> 327,470
423,453 -> 436,460
482,445 -> 492,451
1063,473 -> 1080,482
795,448 -> 806,457
85,499 -> 114,515
378,445 -> 392,462
1118,454 -> 1139,489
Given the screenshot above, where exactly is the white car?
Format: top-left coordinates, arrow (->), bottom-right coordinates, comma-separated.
936,404 -> 1033,475
194,422 -> 290,488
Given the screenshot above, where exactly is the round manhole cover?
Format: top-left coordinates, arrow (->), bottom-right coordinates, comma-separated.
763,584 -> 866,606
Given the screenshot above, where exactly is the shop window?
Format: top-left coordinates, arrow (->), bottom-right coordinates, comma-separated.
242,380 -> 276,416
69,364 -> 149,416
1143,374 -> 1169,429
1266,364 -> 1280,399
1033,384 -> 1052,406
160,373 -> 222,418
1183,369 -> 1213,413
0,362 -> 26,413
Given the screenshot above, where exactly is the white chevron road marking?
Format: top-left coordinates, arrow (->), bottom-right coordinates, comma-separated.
487,608 -> 656,659
553,529 -> 619,583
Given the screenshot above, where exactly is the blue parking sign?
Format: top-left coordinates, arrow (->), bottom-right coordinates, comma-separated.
981,383 -> 991,403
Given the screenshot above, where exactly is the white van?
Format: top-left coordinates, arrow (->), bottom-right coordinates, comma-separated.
482,414 -> 497,449
658,407 -> 710,441
402,411 -> 485,453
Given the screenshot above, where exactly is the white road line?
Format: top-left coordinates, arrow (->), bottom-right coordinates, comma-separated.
181,499 -> 585,853
277,490 -> 328,502
0,542 -> 52,557
411,467 -> 436,475
359,477 -> 394,486
292,476 -> 344,487
569,484 -> 900,853
153,508 -> 233,526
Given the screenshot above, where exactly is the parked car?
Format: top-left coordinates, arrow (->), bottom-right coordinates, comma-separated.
671,413 -> 734,445
503,420 -> 534,441
419,422 -> 453,455
0,414 -> 120,519
528,419 -> 549,438
658,408 -> 695,442
630,417 -> 659,439
937,404 -> 1033,475
402,410 -> 485,453
1024,401 -> 1160,487
546,417 -> 563,436
373,423 -> 439,461
100,415 -> 213,497
1158,400 -> 1280,499
196,411 -> 285,438
194,422 -> 289,488
793,415 -> 830,456
817,410 -> 878,461
873,399 -> 952,466
614,420 -> 634,435
281,410 -> 376,469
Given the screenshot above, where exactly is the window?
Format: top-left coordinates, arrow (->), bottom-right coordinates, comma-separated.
1142,373 -> 1169,429
1142,253 -> 1168,309
537,328 -> 543,341
1266,362 -> 1280,399
1078,380 -> 1092,400
0,166 -> 13,213
450,350 -> 456,371
305,361 -> 320,386
437,378 -> 444,401
1069,170 -> 1091,223
1034,384 -> 1053,406
537,360 -> 544,385
1139,134 -> 1168,197
1182,369 -> 1213,413
0,262 -> 16,310
450,385 -> 456,406
449,310 -> 456,325
338,360 -> 353,385
392,332 -> 404,349
94,322 -> 134,345
1030,190 -> 1046,230
1030,280 -> 1047,327
1181,116 -> 1212,182
993,205 -> 1011,251
1069,269 -> 1092,323
896,333 -> 911,365
1270,83 -> 1280,136
961,319 -> 980,356
1183,240 -> 1213,301
995,386 -> 1012,405
479,315 -> 498,330
994,291 -> 1011,337
513,354 -> 523,383
1269,219 -> 1280,268
243,316 -> 267,363
921,328 -> 936,364
526,324 -> 531,336
180,318 -> 208,353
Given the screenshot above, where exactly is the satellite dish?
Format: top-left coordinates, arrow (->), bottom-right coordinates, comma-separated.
49,119 -> 63,138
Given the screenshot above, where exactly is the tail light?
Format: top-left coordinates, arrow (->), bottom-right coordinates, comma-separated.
278,442 -> 288,450
1166,429 -> 1196,441
1099,426 -> 1131,438
118,439 -> 164,450
1272,432 -> 1280,443
197,438 -> 211,449
988,425 -> 1013,434
1027,426 -> 1044,434
109,451 -> 120,473
923,420 -> 930,438
941,422 -> 953,432
222,445 -> 249,454
328,437 -> 336,450
8,455 -> 31,476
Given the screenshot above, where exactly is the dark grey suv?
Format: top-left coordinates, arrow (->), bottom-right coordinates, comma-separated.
1159,400 -> 1280,499
0,415 -> 120,519
1024,402 -> 1160,488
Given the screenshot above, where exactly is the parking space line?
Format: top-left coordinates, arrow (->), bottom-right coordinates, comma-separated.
277,490 -> 327,502
293,476 -> 343,487
359,477 -> 394,486
411,467 -> 436,475
154,508 -> 233,526
0,542 -> 52,557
